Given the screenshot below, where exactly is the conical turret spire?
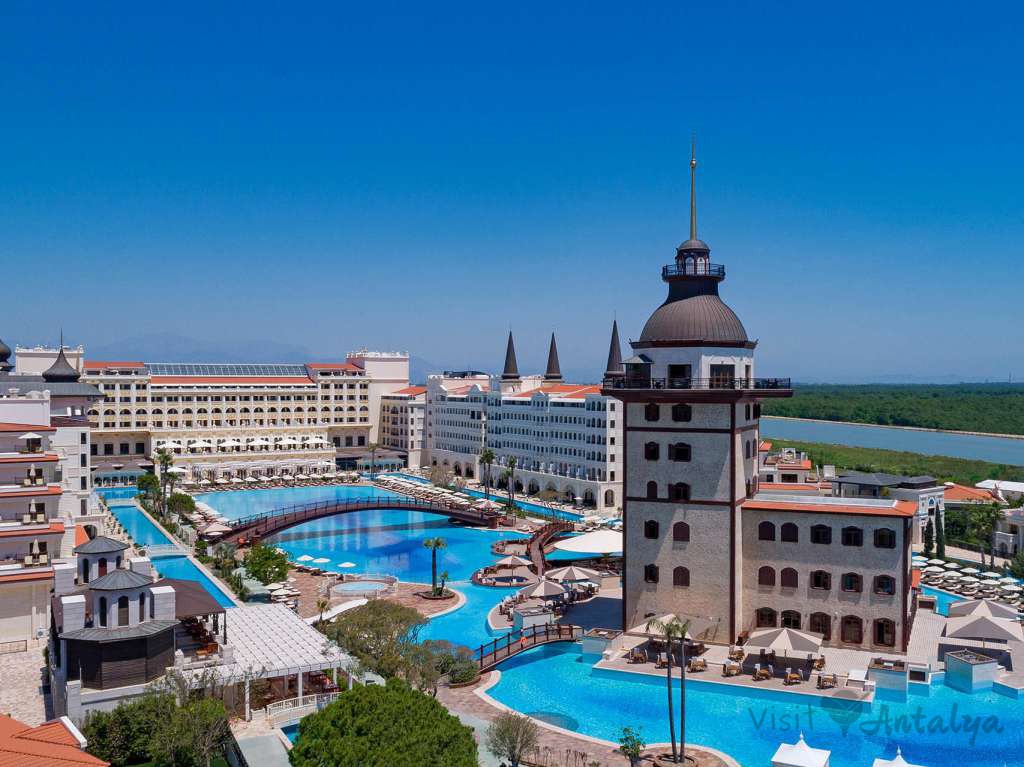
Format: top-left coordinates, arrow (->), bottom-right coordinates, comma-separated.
501,331 -> 520,380
604,320 -> 624,379
544,333 -> 562,382
42,331 -> 79,383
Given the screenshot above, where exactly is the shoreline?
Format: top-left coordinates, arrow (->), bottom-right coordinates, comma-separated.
762,415 -> 1024,442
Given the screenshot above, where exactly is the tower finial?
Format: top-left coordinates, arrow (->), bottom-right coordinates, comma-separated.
689,133 -> 698,241
544,333 -> 562,382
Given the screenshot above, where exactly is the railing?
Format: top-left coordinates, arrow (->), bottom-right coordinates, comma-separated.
474,624 -> 583,671
265,692 -> 342,724
661,262 -> 725,278
602,376 -> 791,391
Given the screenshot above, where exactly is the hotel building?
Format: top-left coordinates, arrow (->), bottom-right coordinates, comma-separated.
607,149 -> 914,651
424,335 -> 623,510
379,386 -> 427,470
0,340 -> 102,648
79,351 -> 410,484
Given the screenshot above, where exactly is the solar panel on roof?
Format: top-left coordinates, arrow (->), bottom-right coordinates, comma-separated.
147,363 -> 308,376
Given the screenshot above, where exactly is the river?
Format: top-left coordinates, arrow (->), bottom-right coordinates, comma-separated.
761,416 -> 1024,466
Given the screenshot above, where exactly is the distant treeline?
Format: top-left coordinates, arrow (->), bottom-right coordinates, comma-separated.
770,439 -> 1024,487
762,383 -> 1024,436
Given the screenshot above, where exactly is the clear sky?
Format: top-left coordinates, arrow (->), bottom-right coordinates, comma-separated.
3,3 -> 1022,382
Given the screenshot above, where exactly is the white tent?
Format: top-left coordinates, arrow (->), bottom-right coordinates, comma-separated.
744,627 -> 823,656
771,733 -> 830,767
545,565 -> 601,583
871,746 -> 926,767
551,529 -> 622,555
167,466 -> 188,475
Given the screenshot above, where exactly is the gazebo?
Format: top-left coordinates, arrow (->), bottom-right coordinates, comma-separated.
771,732 -> 830,767
871,746 -> 926,767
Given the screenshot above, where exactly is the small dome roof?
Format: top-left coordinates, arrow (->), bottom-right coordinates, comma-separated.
74,535 -> 130,555
0,337 -> 11,362
677,238 -> 710,252
89,569 -> 152,591
639,294 -> 749,345
42,347 -> 79,383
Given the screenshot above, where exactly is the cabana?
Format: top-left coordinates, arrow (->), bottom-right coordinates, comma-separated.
771,733 -> 830,767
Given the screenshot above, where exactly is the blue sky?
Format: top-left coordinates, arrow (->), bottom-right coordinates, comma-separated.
3,3 -> 1022,382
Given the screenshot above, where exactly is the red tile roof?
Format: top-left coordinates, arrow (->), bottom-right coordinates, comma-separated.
743,498 -> 917,518
390,386 -> 427,396
943,483 -> 1000,503
759,482 -> 821,492
74,525 -> 89,548
0,570 -> 55,585
0,453 -> 59,464
776,459 -> 812,471
83,361 -> 145,370
508,384 -> 601,399
758,440 -> 772,452
150,376 -> 314,385
0,485 -> 63,499
0,521 -> 65,539
0,715 -> 108,766
0,423 -> 55,434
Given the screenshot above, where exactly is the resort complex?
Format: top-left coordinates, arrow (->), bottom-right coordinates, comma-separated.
4,154 -> 1024,767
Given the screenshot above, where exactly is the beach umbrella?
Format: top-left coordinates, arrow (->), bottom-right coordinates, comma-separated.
943,561 -> 961,569
941,571 -> 962,580
946,614 -> 1024,643
297,554 -> 314,562
980,578 -> 1001,585
264,582 -> 284,591
1000,577 -> 1018,584
960,576 -> 980,583
338,562 -> 357,568
551,529 -> 623,555
771,733 -> 831,767
927,559 -> 945,565
961,567 -> 980,575
923,566 -> 945,573
313,557 -> 331,564
545,565 -> 601,583
948,599 -> 1020,619
1001,584 -> 1022,593
982,571 -> 1002,578
517,579 -> 567,600
167,466 -> 188,475
494,554 -> 532,569
744,627 -> 823,656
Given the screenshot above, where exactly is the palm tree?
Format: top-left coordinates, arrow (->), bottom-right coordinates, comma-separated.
367,442 -> 379,479
503,457 -> 518,510
645,614 -> 691,764
423,537 -> 447,595
155,448 -> 174,516
316,597 -> 330,627
479,448 -> 496,500
438,570 -> 449,596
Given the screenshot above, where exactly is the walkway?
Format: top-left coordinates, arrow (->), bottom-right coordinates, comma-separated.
475,624 -> 582,672
0,646 -> 49,725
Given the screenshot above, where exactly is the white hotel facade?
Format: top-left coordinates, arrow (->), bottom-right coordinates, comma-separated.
79,351 -> 410,484
425,334 -> 623,511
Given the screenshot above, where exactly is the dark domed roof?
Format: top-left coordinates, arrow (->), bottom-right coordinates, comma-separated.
42,347 -> 79,383
639,294 -> 749,345
677,238 -> 710,252
89,568 -> 152,591
74,535 -> 130,555
0,337 -> 10,373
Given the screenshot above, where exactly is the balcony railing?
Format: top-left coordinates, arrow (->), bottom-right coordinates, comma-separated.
661,262 -> 726,279
603,376 -> 791,391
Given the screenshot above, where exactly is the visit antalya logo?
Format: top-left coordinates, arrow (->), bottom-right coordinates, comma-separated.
748,694 -> 1004,747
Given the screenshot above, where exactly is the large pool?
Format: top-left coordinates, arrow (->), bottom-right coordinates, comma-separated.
107,501 -> 236,608
920,585 -> 965,617
488,644 -> 1024,767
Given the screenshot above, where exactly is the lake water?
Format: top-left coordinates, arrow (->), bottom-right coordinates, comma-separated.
761,417 -> 1024,465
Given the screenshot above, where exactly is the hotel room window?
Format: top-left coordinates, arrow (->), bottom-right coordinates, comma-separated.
841,616 -> 863,644
646,481 -> 658,499
810,570 -> 831,590
757,566 -> 775,586
644,442 -> 660,460
810,524 -> 831,545
873,575 -> 896,595
874,528 -> 897,549
809,612 -> 831,640
644,564 -> 659,583
644,403 -> 660,422
874,619 -> 896,646
672,521 -> 690,542
780,522 -> 799,542
841,573 -> 862,593
671,404 -> 692,422
755,607 -> 777,628
841,527 -> 864,547
668,483 -> 690,502
780,568 -> 799,588
781,610 -> 801,630
672,566 -> 690,588
757,521 -> 776,541
668,443 -> 691,462
643,520 -> 659,539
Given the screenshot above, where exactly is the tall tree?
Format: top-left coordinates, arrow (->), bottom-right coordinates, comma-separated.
423,537 -> 447,595
502,457 -> 518,509
923,518 -> 934,557
367,442 -> 379,479
645,614 -> 690,765
936,511 -> 947,559
322,600 -> 426,678
485,711 -> 539,767
155,448 -> 174,516
479,448 -> 496,500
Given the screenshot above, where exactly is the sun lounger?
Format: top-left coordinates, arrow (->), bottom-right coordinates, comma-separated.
752,663 -> 771,681
655,651 -> 668,669
722,661 -> 741,677
687,658 -> 707,673
728,645 -> 744,662
817,673 -> 838,689
812,655 -> 826,671
784,667 -> 801,685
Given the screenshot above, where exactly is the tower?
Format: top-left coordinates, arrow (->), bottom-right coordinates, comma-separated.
544,333 -> 563,382
603,141 -> 791,642
499,331 -> 524,394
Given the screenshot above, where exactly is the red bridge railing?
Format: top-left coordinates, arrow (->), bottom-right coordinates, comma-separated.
474,624 -> 582,672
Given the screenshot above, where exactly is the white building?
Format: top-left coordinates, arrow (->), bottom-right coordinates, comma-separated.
379,386 -> 426,469
78,351 -> 410,484
425,372 -> 491,479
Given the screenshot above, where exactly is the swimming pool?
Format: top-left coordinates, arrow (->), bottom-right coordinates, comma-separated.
333,581 -> 390,594
195,484 -> 407,521
488,643 -> 1024,767
459,487 -> 582,522
96,487 -> 139,501
920,585 -> 965,616
107,501 -> 235,607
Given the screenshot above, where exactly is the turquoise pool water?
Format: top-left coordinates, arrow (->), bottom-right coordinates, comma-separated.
489,644 -> 1024,767
920,585 -> 965,616
107,501 -> 235,608
460,487 -> 582,521
282,722 -> 299,742
333,581 -> 390,593
195,484 -> 407,520
97,487 -> 139,501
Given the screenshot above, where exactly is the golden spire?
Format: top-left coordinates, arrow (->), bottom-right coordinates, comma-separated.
689,133 -> 698,241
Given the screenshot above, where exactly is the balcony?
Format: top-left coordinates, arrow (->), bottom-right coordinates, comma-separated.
602,376 -> 791,391
661,262 -> 725,279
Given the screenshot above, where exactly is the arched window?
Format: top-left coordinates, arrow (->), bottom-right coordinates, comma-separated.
604,489 -> 615,507
673,566 -> 690,588
644,564 -> 659,583
81,557 -> 90,584
810,570 -> 831,590
841,615 -> 863,644
672,521 -> 690,542
669,443 -> 691,462
668,483 -> 690,502
810,524 -> 832,545
874,618 -> 896,647
646,481 -> 658,500
809,612 -> 831,640
781,610 -> 801,629
138,593 -> 146,622
780,567 -> 799,589
874,528 -> 896,549
780,523 -> 799,543
644,520 -> 660,539
671,404 -> 692,422
117,596 -> 130,627
644,403 -> 660,422
841,573 -> 862,593
644,442 -> 660,460
756,608 -> 777,628
98,597 -> 108,627
757,521 -> 776,541
873,575 -> 896,595
841,527 -> 863,547
98,557 -> 108,577
758,566 -> 775,586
